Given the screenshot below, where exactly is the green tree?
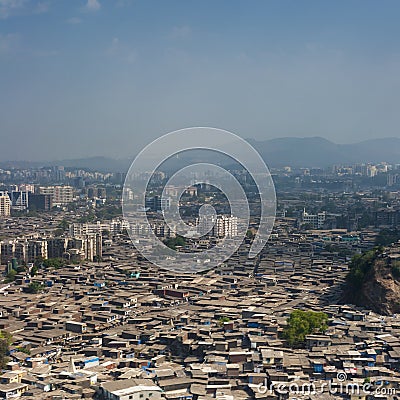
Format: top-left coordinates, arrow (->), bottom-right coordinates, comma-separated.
30,265 -> 38,276
5,269 -> 17,283
346,247 -> 383,293
26,282 -> 44,294
34,256 -> 45,267
16,347 -> 30,355
246,229 -> 255,239
218,316 -> 231,326
53,228 -> 64,237
163,236 -> 186,250
283,310 -> 328,347
0,331 -> 12,368
42,258 -> 66,269
58,219 -> 69,231
375,229 -> 400,247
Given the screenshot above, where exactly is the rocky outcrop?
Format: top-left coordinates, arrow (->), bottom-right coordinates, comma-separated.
344,250 -> 400,315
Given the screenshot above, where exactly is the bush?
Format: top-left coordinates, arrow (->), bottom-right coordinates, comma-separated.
375,229 -> 400,246
391,261 -> 400,279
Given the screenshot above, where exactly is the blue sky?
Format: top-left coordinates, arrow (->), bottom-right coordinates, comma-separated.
1,0 -> 400,160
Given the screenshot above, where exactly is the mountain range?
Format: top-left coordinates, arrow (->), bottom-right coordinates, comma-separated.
247,136 -> 400,168
1,137 -> 399,171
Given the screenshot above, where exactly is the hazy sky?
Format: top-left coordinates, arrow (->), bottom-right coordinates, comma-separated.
1,0 -> 400,161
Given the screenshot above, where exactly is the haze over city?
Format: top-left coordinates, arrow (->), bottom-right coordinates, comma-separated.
1,0 -> 400,161
3,2 -> 400,399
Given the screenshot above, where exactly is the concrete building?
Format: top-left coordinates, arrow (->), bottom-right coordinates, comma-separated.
215,215 -> 238,238
101,379 -> 163,400
28,193 -> 53,211
38,186 -> 74,205
66,234 -> 102,262
197,215 -> 238,238
0,192 -> 11,217
26,240 -> 47,263
8,191 -> 29,211
0,234 -> 102,264
302,209 -> 326,229
145,195 -> 171,212
47,238 -> 69,259
69,222 -> 105,236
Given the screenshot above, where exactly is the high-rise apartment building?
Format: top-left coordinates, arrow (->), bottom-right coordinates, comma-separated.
28,193 -> 53,211
197,215 -> 238,238
0,192 -> 11,217
8,191 -> 29,211
38,186 -> 74,205
0,234 -> 102,264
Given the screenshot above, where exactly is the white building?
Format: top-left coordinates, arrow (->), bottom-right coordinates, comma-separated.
197,215 -> 238,238
0,192 -> 11,217
39,186 -> 74,205
69,221 -> 105,236
69,219 -> 130,236
101,379 -> 163,400
302,209 -> 326,229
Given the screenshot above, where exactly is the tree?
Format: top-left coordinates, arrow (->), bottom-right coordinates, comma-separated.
30,265 -> 38,276
44,258 -> 64,269
4,269 -> 17,283
163,236 -> 186,250
53,228 -> 64,237
283,310 -> 328,347
218,316 -> 230,326
34,256 -> 45,267
58,219 -> 69,231
0,331 -> 12,368
26,282 -> 44,294
346,247 -> 382,292
246,229 -> 255,239
375,229 -> 400,247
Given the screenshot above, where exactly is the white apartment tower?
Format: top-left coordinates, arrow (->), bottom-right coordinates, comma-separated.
0,192 -> 11,217
197,214 -> 238,238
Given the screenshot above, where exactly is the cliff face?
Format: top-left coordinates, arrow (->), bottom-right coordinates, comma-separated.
361,258 -> 400,315
344,252 -> 400,316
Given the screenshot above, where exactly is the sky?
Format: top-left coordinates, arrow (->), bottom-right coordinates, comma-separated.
1,0 -> 400,161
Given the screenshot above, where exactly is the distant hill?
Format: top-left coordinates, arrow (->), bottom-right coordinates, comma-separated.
0,157 -> 132,173
55,157 -> 132,172
248,136 -> 400,167
1,137 -> 400,171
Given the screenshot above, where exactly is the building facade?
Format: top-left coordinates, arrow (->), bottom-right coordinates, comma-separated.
38,186 -> 74,205
0,192 -> 11,217
197,214 -> 238,238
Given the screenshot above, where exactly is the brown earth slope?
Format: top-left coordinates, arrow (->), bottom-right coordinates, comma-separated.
343,250 -> 400,316
360,258 -> 400,315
